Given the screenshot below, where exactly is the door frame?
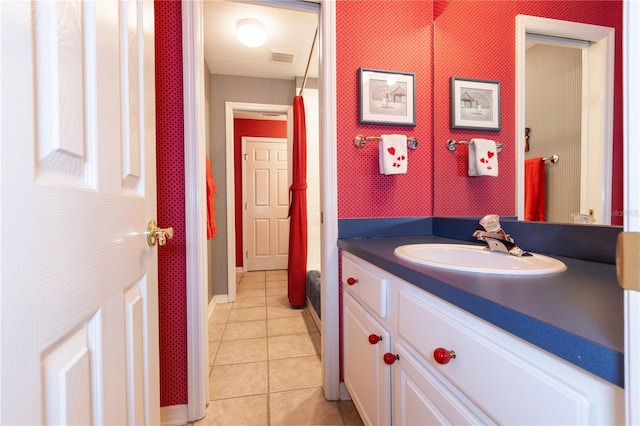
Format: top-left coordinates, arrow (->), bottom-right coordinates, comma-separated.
516,15 -> 614,224
227,103 -> 293,282
181,0 -> 338,421
241,136 -> 289,272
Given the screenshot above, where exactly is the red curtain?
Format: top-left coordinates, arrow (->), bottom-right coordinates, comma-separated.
287,96 -> 308,307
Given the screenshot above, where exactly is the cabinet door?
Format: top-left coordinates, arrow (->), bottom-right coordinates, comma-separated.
343,291 -> 391,425
393,343 -> 489,426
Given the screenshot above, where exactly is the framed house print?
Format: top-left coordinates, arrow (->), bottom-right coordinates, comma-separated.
359,68 -> 416,126
450,77 -> 501,131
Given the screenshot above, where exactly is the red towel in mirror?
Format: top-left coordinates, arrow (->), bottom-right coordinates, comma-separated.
524,158 -> 546,221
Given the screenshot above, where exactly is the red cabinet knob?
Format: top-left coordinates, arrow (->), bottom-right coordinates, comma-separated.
368,334 -> 382,344
433,347 -> 456,365
346,277 -> 357,285
383,352 -> 399,365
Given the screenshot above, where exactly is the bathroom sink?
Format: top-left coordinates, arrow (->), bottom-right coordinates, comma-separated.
393,244 -> 567,275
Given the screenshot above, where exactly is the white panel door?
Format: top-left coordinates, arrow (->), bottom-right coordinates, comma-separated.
243,137 -> 289,271
0,1 -> 160,424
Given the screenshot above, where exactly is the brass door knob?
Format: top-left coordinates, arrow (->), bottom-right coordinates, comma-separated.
147,220 -> 174,247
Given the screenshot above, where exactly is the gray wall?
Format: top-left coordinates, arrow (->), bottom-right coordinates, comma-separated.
209,74 -> 296,301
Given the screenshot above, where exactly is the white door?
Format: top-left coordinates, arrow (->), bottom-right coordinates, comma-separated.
243,137 -> 289,271
1,1 -> 160,424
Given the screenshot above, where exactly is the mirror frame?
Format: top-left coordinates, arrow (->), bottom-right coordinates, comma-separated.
516,15 -> 615,225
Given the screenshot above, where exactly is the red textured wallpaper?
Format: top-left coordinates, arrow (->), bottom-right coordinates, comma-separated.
433,0 -> 623,225
233,118 -> 288,267
154,0 -> 188,407
336,1 -> 434,219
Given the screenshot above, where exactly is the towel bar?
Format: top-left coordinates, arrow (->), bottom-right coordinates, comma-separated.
447,139 -> 503,153
355,134 -> 418,149
542,154 -> 559,163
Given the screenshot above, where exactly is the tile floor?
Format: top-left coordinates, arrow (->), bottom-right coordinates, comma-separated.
192,270 -> 363,426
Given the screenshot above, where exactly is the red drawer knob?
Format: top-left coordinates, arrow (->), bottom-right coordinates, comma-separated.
346,277 -> 358,285
433,347 -> 456,365
368,334 -> 382,344
383,352 -> 399,365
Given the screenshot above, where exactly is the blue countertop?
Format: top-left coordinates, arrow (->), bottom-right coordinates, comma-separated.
337,235 -> 624,388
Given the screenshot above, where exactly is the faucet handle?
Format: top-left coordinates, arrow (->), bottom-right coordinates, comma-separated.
479,214 -> 502,233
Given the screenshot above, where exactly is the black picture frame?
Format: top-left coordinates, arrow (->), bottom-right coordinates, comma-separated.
450,77 -> 501,131
359,68 -> 416,126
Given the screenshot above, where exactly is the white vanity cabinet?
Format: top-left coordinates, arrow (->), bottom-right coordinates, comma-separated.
341,252 -> 624,426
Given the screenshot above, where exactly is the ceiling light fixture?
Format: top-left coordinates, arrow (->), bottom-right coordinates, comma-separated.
236,18 -> 266,48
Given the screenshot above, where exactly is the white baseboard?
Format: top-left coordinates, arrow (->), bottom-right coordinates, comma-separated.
160,404 -> 188,425
306,297 -> 322,332
213,294 -> 229,304
208,297 -> 216,319
339,382 -> 351,401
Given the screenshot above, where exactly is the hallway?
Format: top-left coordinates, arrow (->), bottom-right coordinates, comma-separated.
194,270 -> 362,425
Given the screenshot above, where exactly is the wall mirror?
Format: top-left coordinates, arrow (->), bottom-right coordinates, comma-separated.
433,4 -> 622,227
516,15 -> 615,225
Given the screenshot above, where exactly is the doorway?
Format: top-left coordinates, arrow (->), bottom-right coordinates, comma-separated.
182,0 -> 340,421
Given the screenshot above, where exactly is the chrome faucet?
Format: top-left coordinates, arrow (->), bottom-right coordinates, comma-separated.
473,215 -> 531,257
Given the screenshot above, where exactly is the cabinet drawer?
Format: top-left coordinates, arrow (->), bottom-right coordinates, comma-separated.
397,290 -> 590,425
342,254 -> 387,317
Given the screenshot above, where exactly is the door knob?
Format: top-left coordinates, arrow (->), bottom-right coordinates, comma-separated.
147,220 -> 174,247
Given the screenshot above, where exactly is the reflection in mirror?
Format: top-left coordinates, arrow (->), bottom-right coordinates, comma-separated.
516,15 -> 615,225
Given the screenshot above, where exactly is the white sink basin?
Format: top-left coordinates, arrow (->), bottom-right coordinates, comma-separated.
393,244 -> 567,275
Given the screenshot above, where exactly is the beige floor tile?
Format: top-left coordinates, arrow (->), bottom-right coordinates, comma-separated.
208,322 -> 225,342
214,338 -> 267,365
267,305 -> 306,320
209,308 -> 231,324
222,320 -> 266,340
208,339 -> 220,367
269,387 -> 343,426
266,294 -> 289,308
237,280 -> 265,290
267,315 -> 310,337
266,278 -> 287,288
239,271 -> 265,282
199,394 -> 268,426
266,270 -> 287,280
209,361 -> 267,400
227,306 -> 266,323
235,287 -> 266,299
269,355 -> 322,392
232,296 -> 266,309
268,333 -> 318,359
266,285 -> 287,296
337,400 -> 365,426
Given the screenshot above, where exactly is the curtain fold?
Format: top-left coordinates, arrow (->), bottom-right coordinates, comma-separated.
287,96 -> 308,307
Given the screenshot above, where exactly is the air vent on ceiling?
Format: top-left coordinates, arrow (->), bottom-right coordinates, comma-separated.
271,50 -> 295,64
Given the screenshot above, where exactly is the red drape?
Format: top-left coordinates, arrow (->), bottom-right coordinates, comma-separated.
288,96 -> 308,307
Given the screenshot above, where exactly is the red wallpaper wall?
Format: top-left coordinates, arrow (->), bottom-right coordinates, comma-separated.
433,0 -> 623,224
336,1 -> 434,219
233,118 -> 288,267
154,0 -> 188,408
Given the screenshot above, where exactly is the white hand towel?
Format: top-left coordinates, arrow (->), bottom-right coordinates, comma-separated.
468,138 -> 498,177
379,134 -> 408,175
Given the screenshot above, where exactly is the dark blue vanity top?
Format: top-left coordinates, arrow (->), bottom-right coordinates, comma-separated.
337,217 -> 624,388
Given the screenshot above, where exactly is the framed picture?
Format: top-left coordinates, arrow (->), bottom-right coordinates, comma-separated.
359,68 -> 416,126
450,77 -> 501,131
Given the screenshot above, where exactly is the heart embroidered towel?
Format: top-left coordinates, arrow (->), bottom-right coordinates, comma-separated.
379,134 -> 407,175
468,138 -> 498,177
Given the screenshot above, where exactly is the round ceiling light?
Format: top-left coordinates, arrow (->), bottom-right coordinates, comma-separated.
236,18 -> 266,48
